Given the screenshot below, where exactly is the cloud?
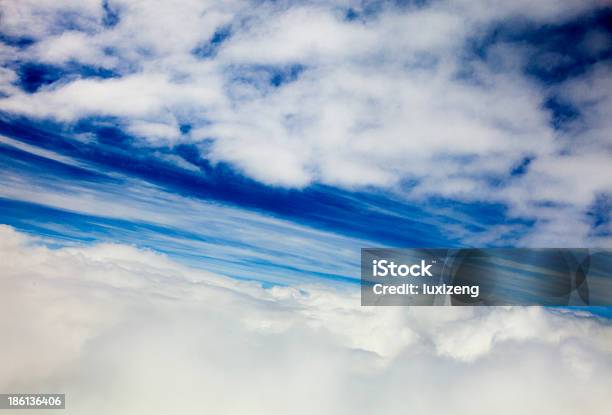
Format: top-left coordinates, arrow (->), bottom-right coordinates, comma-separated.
1,225 -> 612,414
0,72 -> 225,121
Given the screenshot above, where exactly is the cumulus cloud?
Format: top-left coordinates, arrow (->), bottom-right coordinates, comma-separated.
1,225 -> 612,414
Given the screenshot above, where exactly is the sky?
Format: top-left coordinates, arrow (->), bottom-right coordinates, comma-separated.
0,0 -> 611,285
0,0 -> 612,413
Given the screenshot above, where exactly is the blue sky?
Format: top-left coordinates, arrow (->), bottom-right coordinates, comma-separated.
1,2 -> 612,413
0,0 -> 611,286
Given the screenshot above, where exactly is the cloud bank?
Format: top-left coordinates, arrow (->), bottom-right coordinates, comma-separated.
1,225 -> 612,414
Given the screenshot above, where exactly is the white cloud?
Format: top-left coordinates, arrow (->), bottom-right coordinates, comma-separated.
0,72 -> 225,121
1,225 -> 612,414
127,120 -> 181,141
0,0 -> 103,39
30,30 -> 117,67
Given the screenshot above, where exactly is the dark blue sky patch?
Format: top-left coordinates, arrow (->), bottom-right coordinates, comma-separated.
14,62 -> 118,93
102,0 -> 121,28
464,7 -> 612,85
0,33 -> 35,49
16,63 -> 65,93
73,119 -> 135,149
510,156 -> 535,177
192,25 -> 232,59
269,64 -> 306,87
0,114 -> 83,154
543,96 -> 581,131
344,8 -> 360,22
179,123 -> 192,134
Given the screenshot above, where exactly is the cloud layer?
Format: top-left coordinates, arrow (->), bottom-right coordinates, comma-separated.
2,225 -> 612,414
